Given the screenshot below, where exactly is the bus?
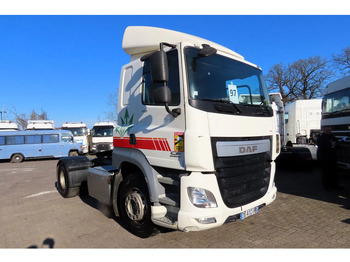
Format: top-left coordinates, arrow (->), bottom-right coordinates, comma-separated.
0,130 -> 81,163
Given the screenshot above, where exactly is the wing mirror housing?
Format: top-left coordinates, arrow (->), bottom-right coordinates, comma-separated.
148,44 -> 181,118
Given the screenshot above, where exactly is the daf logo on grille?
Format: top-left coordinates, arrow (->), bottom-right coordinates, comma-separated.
239,145 -> 258,154
216,139 -> 270,157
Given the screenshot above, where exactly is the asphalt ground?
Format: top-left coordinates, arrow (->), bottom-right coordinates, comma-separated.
0,157 -> 349,249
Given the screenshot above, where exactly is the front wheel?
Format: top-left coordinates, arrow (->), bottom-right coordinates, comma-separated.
117,173 -> 156,238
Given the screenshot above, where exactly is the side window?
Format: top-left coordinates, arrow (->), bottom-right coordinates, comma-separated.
25,135 -> 42,144
122,66 -> 133,106
142,49 -> 180,106
6,136 -> 25,145
0,136 -> 4,145
43,134 -> 59,143
285,112 -> 289,124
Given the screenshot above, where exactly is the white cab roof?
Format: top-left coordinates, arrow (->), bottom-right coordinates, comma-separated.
122,26 -> 244,60
324,75 -> 350,95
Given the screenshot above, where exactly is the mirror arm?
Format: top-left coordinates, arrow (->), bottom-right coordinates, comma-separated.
165,103 -> 181,118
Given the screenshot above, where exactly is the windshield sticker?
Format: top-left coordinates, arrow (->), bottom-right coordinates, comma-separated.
227,83 -> 239,104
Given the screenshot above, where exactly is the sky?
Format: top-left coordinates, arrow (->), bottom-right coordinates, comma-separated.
1,3 -> 350,129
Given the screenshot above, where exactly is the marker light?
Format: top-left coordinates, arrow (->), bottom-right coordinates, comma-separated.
187,187 -> 217,208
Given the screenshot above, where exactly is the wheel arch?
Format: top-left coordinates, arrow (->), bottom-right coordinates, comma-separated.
112,148 -> 164,204
68,149 -> 79,156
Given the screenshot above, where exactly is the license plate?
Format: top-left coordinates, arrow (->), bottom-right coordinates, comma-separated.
240,206 -> 259,220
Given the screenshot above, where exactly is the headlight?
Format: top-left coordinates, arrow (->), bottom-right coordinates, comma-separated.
187,187 -> 217,208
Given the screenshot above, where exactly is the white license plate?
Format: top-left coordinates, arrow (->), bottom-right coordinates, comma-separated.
240,206 -> 259,220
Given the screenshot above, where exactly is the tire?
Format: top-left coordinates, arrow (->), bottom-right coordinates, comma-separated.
69,151 -> 79,157
11,153 -> 24,163
56,163 -> 80,198
117,173 -> 156,238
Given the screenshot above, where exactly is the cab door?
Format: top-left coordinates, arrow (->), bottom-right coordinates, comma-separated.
116,48 -> 186,170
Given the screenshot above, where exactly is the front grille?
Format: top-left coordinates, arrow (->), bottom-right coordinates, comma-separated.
97,143 -> 111,152
212,137 -> 272,209
336,142 -> 350,164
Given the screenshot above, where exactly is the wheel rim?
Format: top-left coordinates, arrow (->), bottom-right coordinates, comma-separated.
124,188 -> 146,221
59,170 -> 66,190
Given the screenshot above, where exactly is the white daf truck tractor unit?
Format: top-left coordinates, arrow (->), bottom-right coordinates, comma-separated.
62,122 -> 89,154
56,26 -> 279,238
321,75 -> 350,169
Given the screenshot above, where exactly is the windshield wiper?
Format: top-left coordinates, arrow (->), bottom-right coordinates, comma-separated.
199,99 -> 241,114
240,103 -> 273,116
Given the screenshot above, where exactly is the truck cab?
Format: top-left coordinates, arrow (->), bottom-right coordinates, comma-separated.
26,120 -> 54,130
0,120 -> 19,131
62,122 -> 89,154
90,121 -> 115,154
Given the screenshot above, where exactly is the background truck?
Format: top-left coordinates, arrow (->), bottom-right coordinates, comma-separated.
62,122 -> 89,154
26,120 -> 54,130
0,120 -> 19,131
321,75 -> 350,169
269,94 -> 314,168
284,99 -> 322,146
283,99 -> 322,160
56,26 -> 279,238
90,121 -> 115,155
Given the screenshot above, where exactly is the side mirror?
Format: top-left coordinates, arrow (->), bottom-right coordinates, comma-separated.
153,85 -> 171,104
151,50 -> 169,83
147,46 -> 181,118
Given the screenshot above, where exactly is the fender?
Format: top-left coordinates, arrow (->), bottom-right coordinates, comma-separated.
112,147 -> 165,203
57,156 -> 92,187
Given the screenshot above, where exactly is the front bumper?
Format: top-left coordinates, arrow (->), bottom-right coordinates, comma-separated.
176,163 -> 277,232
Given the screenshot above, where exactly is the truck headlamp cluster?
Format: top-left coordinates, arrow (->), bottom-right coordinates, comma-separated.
187,187 -> 217,208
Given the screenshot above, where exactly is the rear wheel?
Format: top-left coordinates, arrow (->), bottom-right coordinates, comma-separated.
117,173 -> 156,238
56,163 -> 79,198
11,154 -> 24,163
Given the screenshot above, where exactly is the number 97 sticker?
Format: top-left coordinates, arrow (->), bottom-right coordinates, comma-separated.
227,84 -> 239,104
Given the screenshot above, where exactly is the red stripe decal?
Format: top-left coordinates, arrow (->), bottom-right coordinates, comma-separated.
113,137 -> 170,151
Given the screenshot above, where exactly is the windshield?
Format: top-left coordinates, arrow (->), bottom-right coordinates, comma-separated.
61,133 -> 74,143
62,127 -> 87,136
92,126 -> 114,137
323,88 -> 350,114
185,47 -> 271,116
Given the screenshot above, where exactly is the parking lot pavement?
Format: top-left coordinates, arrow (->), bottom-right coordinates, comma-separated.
0,159 -> 349,248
